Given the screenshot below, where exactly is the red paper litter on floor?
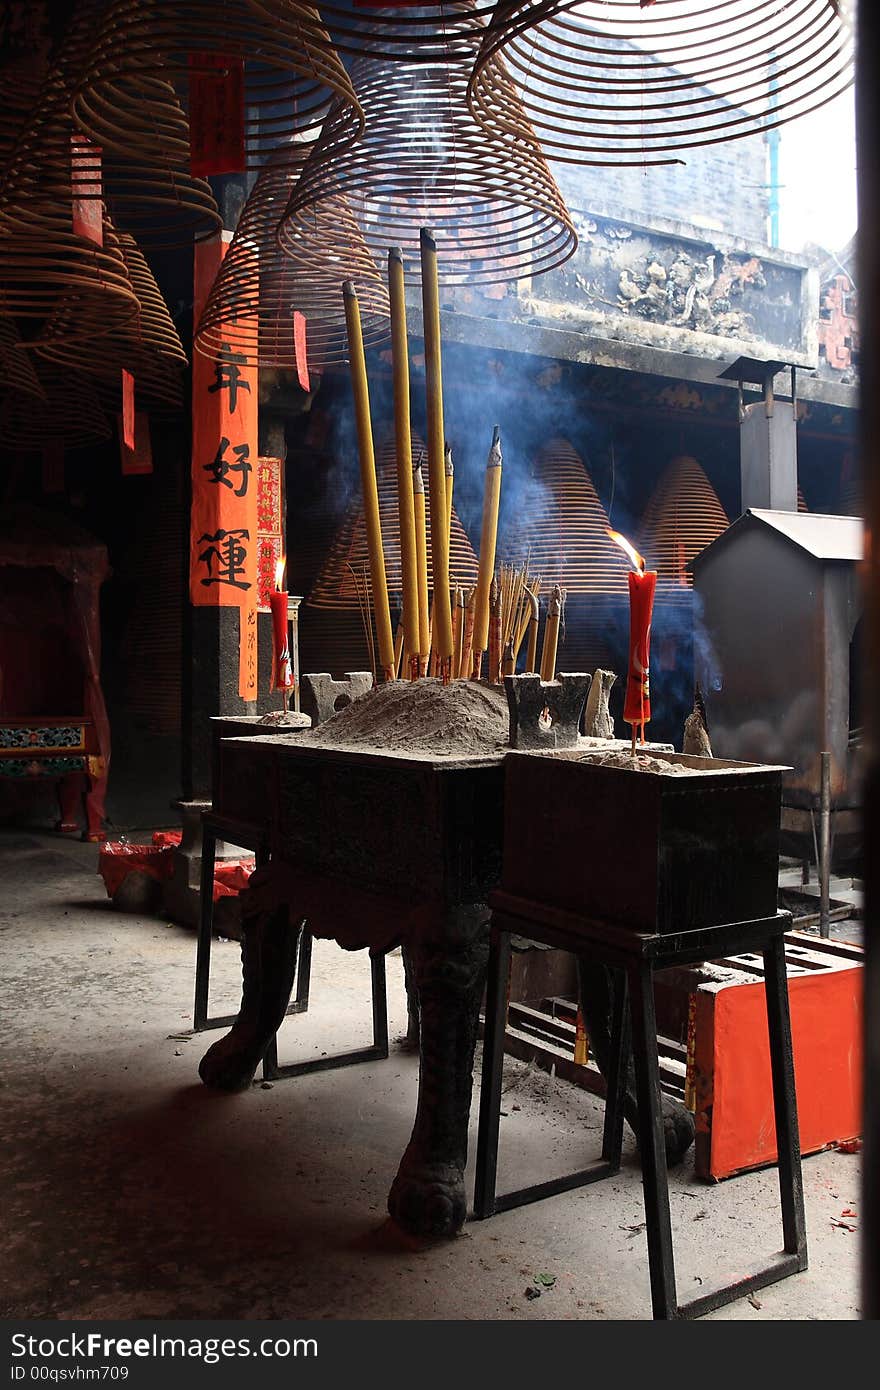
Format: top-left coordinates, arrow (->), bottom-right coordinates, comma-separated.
98,830 -> 255,902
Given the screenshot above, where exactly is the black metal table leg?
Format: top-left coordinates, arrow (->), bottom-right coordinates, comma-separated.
601,968 -> 629,1167
193,825 -> 237,1032
626,959 -> 678,1320
262,938 -> 391,1082
473,929 -> 512,1219
371,951 -> 390,1058
763,933 -> 808,1266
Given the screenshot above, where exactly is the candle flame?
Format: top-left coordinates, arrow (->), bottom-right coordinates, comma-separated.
275,558 -> 286,590
607,529 -> 645,572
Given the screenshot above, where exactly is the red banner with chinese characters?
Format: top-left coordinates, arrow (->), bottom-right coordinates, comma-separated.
189,53 -> 246,176
189,233 -> 258,699
256,456 -> 283,612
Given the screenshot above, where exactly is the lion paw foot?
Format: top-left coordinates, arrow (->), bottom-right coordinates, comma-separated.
387,1159 -> 467,1239
198,1030 -> 266,1093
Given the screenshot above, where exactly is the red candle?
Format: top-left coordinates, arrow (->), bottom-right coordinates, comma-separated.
270,559 -> 293,692
608,531 -> 657,745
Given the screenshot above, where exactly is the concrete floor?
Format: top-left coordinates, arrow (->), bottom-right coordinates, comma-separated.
0,827 -> 863,1321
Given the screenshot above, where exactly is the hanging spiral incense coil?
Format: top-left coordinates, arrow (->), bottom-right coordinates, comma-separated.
278,29 -> 576,287
636,454 -> 729,591
72,0 -> 364,171
468,0 -> 855,166
0,317 -> 47,404
0,191 -> 140,340
36,228 -> 188,412
195,147 -> 390,371
247,0 -> 559,63
0,0 -> 219,252
308,429 -> 479,610
0,361 -> 112,452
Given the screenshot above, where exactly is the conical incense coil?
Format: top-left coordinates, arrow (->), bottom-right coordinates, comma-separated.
308,430 -> 478,610
501,437 -> 630,595
36,227 -> 187,411
0,193 -> 140,341
0,318 -> 47,403
72,0 -> 364,170
636,454 -> 728,591
278,17 -> 576,288
0,362 -> 111,451
248,1 -> 559,64
195,147 -> 390,371
35,227 -> 186,410
0,0 -> 219,250
469,1 -> 854,167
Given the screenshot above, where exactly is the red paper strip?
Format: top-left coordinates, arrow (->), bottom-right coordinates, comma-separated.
71,135 -> 103,246
293,310 -> 310,393
189,53 -> 245,176
118,411 -> 153,475
121,370 -> 135,450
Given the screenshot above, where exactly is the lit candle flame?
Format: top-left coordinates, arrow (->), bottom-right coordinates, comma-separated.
607,529 -> 646,573
275,557 -> 286,590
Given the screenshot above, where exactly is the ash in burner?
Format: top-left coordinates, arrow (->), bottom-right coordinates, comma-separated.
575,750 -> 691,774
306,678 -> 510,756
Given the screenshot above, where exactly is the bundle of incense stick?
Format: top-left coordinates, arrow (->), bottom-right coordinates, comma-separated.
498,562 -> 542,673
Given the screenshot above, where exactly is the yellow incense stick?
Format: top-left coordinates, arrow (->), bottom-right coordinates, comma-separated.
419,228 -> 453,663
343,281 -> 394,682
388,248 -> 420,668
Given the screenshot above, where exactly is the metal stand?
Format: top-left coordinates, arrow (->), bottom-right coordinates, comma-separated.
473,894 -> 807,1320
194,810 -> 388,1081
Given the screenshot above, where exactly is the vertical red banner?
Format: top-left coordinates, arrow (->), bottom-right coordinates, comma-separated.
256,456 -> 283,612
189,53 -> 246,176
71,135 -> 103,245
190,233 -> 258,699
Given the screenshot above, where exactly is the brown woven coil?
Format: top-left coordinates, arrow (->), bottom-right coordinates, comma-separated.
636,454 -> 729,591
72,0 -> 364,170
0,360 -> 112,452
278,11 -> 577,287
0,317 -> 47,403
0,0 -> 219,250
0,193 -> 140,341
195,147 -> 390,371
308,429 -> 479,610
468,0 -> 855,166
501,437 -> 630,595
36,228 -> 188,412
247,1 -> 558,63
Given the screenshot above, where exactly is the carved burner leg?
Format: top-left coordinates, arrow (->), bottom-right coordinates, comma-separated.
199,899 -> 300,1092
576,957 -> 695,1166
387,905 -> 489,1239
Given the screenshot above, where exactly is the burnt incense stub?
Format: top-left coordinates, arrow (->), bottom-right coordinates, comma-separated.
502,749 -> 788,935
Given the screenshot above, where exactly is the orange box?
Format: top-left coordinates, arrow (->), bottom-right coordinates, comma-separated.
688,934 -> 863,1180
